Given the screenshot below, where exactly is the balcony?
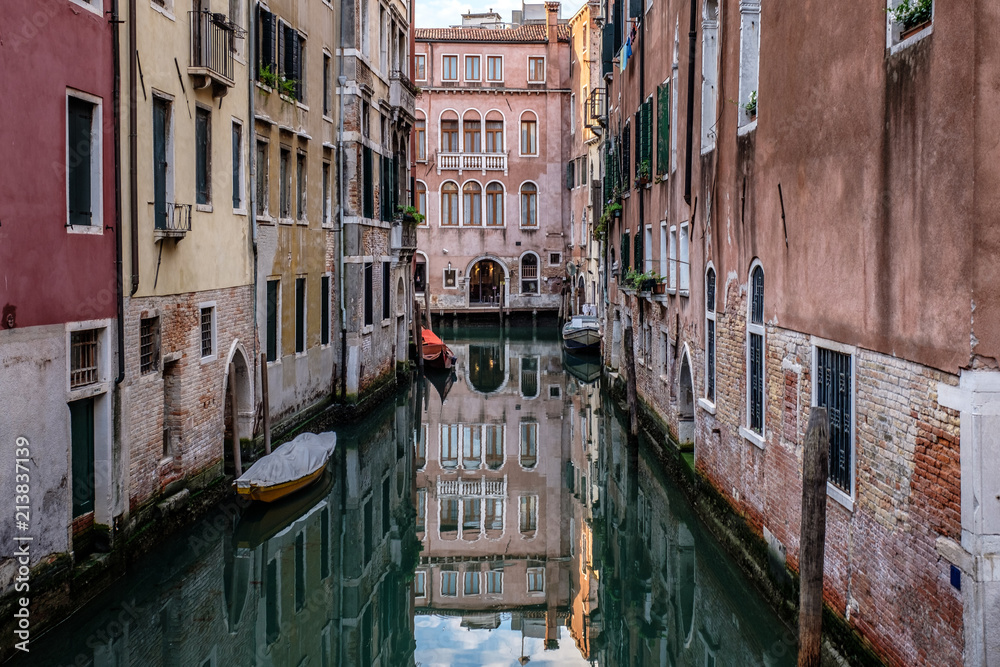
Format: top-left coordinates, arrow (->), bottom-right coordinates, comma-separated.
188,11 -> 242,96
153,202 -> 192,241
436,151 -> 508,176
390,220 -> 418,254
587,87 -> 608,129
389,70 -> 417,120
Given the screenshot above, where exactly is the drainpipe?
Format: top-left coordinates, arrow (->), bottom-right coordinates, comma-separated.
683,0 -> 697,204
337,72 -> 348,400
638,4 -> 645,272
129,0 -> 139,293
112,0 -> 125,384
248,4 -> 259,384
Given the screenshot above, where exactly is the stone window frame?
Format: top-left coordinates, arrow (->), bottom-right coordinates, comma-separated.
699,263 -> 718,415
198,301 -> 218,364
740,260 -> 766,449
886,0 -> 933,54
737,0 -> 761,135
441,54 -> 459,81
66,89 -> 105,235
811,336 -> 858,512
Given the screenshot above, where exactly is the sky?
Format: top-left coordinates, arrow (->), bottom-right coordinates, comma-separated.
415,0 -> 588,28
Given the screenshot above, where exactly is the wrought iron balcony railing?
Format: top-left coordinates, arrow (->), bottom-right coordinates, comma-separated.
587,87 -> 608,128
188,11 -> 241,90
436,151 -> 508,175
154,202 -> 192,241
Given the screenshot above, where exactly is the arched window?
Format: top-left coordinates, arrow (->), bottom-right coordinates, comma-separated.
705,266 -> 716,403
441,182 -> 459,226
520,182 -> 537,227
463,112 -> 481,153
440,112 -> 459,152
486,182 -> 504,226
520,112 -> 537,155
485,112 -> 504,153
519,422 -> 538,467
463,182 -> 482,226
416,115 -> 427,161
747,263 -> 764,438
520,253 -> 538,294
415,181 -> 427,223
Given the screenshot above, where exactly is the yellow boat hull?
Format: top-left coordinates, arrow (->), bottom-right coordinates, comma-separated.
235,464 -> 326,503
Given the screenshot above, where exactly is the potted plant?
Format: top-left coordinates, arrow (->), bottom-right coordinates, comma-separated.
258,64 -> 278,89
652,272 -> 667,294
398,205 -> 424,226
637,160 -> 651,186
639,270 -> 657,293
744,90 -> 757,121
278,76 -> 298,100
888,0 -> 932,40
607,201 -> 623,220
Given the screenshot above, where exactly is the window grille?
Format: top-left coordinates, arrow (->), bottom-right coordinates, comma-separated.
70,329 -> 99,388
140,317 -> 160,374
818,348 -> 853,493
200,308 -> 214,357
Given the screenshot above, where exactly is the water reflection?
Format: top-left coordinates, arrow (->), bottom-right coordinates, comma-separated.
14,331 -> 795,667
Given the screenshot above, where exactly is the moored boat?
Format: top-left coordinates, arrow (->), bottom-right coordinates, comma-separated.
234,431 -> 337,502
562,315 -> 602,352
422,328 -> 457,369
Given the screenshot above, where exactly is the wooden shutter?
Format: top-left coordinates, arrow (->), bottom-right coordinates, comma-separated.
363,148 -> 374,218
634,226 -> 643,270
259,9 -> 275,71
283,24 -> 296,80
67,98 -> 93,227
602,23 -> 615,77
641,99 -> 652,165
621,232 -> 630,273
70,398 -> 95,517
657,83 -> 670,175
266,280 -> 278,361
566,161 -> 574,190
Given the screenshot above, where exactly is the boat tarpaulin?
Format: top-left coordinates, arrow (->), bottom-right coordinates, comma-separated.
234,432 -> 337,490
422,329 -> 446,359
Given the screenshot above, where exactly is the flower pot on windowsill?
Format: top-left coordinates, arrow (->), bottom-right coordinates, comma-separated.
640,278 -> 657,292
901,20 -> 931,41
636,175 -> 650,187
653,282 -> 666,295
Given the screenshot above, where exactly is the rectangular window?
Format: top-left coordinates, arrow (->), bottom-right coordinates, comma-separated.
463,498 -> 481,533
462,425 -> 482,468
465,55 -> 480,81
442,55 -> 458,81
232,122 -> 243,209
415,53 -> 426,80
195,107 -> 211,205
265,558 -> 279,644
659,221 -> 668,278
415,571 -> 426,596
464,571 -> 480,595
323,53 -> 331,116
363,147 -> 375,218
441,571 -> 457,596
416,120 -> 426,160
527,56 -> 545,82
817,347 -> 853,494
152,97 -> 172,230
527,567 -> 544,592
364,262 -> 374,326
644,225 -> 653,273
738,2 -> 761,127
266,279 -> 279,361
416,488 -> 426,531
519,422 -> 538,467
70,397 -> 95,517
294,277 -> 305,353
668,226 -> 678,290
706,268 -> 716,402
486,120 -> 503,153
296,153 -> 306,221
294,531 -> 306,610
256,139 -> 269,216
485,497 -> 503,530
70,329 -> 100,388
520,118 -> 537,155
679,222 -> 690,293
487,55 -> 502,81
382,476 -> 391,535
200,307 -> 215,358
440,119 -> 459,152
749,331 -> 764,434
322,161 -> 331,224
140,317 -> 160,375
321,507 -> 331,579
382,262 -> 391,320
321,275 -> 330,345
487,570 -> 503,594
279,147 -> 291,218
444,268 -> 457,288
519,495 -> 538,533
67,95 -> 99,227
441,424 -> 459,468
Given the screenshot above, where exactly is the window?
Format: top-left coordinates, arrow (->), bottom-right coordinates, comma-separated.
463,498 -> 481,533
644,225 -> 653,273
140,317 -> 160,375
444,267 -> 457,288
520,422 -> 538,468
570,93 -> 575,135
360,0 -> 369,56
257,8 -> 277,81
527,567 -> 544,592
668,226 -> 678,290
549,252 -> 561,266
702,0 -> 719,152
520,254 -> 538,294
279,25 -> 305,101
817,347 -> 854,496
414,257 -> 426,293
485,115 -> 503,152
256,139 -> 269,216
322,161 -> 331,224
520,113 -> 537,155
440,497 -> 459,533
416,487 -> 426,531
200,306 -> 215,358
485,425 -> 504,469
364,263 -> 374,326
464,571 -> 481,594
415,571 -> 426,597
70,329 -> 100,388
465,55 -> 480,81
195,107 -> 211,205
363,147 -> 374,218
294,277 -> 305,353
67,94 -> 101,228
463,182 -> 482,226
464,116 -> 481,152
485,182 -> 503,226
487,570 -> 503,594
441,424 -> 459,468
679,222 -> 690,293
527,56 -> 545,82
738,1 -> 761,127
416,182 -> 427,221
487,55 -> 503,81
232,122 -> 243,210
441,571 -> 457,596
463,425 -> 482,468
621,230 -> 630,274
442,55 -> 458,81
705,267 -> 716,403
296,152 -> 306,221
441,116 -> 459,152
265,558 -> 279,644
441,182 -> 459,226
416,118 -> 426,160
279,147 -> 291,219
266,279 -> 279,361
520,183 -> 537,227
361,100 -> 370,139
382,262 -> 391,320
520,357 -> 538,397
294,531 -> 306,610
415,54 -> 426,80
659,221 -> 668,278
323,53 -> 331,116
321,275 -> 330,346
887,0 -> 932,49
520,495 -> 538,533
747,264 -> 765,436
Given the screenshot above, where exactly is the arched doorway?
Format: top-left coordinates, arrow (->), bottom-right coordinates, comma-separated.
223,345 -> 253,476
469,258 -> 504,305
678,350 -> 695,450
577,275 -> 585,314
468,342 -> 506,394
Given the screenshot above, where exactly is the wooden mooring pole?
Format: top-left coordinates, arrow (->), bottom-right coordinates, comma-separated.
260,352 -> 271,455
798,407 -> 829,667
413,300 -> 424,373
228,363 -> 243,476
622,321 -> 639,439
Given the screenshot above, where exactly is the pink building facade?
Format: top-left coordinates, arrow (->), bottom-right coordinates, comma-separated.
413,5 -> 571,317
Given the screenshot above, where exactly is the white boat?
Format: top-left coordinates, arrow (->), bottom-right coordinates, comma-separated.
562,316 -> 602,352
235,431 -> 337,502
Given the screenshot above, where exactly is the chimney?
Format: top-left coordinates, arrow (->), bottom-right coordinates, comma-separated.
545,1 -> 559,43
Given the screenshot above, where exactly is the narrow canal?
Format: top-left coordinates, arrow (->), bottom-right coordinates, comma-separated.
13,329 -> 796,667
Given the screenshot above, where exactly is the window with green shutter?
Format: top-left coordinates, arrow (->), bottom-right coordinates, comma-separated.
621,232 -> 631,273
633,227 -> 643,271
657,83 -> 670,176
641,99 -> 653,166
622,124 -> 631,188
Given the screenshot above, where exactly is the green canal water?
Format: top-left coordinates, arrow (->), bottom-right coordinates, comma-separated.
12,329 -> 796,666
